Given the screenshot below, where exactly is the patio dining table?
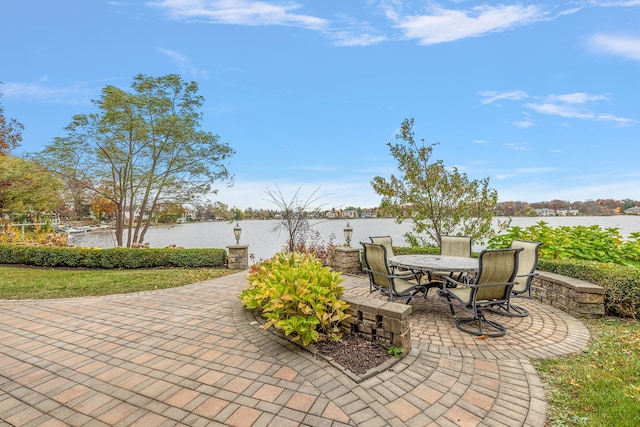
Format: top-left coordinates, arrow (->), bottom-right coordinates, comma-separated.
389,254 -> 479,285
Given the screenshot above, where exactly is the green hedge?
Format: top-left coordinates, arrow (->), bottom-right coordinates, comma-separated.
394,246 -> 440,255
538,258 -> 640,319
0,245 -> 227,269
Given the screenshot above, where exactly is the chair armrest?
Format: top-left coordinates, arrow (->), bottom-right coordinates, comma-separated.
442,276 -> 464,288
466,281 -> 517,290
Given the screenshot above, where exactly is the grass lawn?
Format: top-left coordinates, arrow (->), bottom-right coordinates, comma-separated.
0,265 -> 238,299
534,317 -> 640,427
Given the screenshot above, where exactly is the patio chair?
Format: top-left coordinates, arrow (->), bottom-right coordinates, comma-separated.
369,236 -> 419,280
489,240 -> 542,317
437,248 -> 522,337
361,242 -> 428,304
430,235 -> 473,284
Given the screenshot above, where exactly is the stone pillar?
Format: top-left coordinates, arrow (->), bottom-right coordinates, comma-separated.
333,246 -> 361,274
227,244 -> 249,270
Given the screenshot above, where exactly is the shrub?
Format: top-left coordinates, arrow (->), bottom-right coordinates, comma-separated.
290,230 -> 336,266
0,245 -> 226,268
240,251 -> 350,346
488,221 -> 640,267
487,222 -> 640,318
0,224 -> 68,247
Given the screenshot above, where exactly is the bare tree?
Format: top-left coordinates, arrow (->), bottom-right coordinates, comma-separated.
265,185 -> 327,252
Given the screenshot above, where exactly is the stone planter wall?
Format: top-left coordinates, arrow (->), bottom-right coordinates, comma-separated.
532,271 -> 605,318
341,295 -> 412,353
332,247 -> 362,275
227,245 -> 249,270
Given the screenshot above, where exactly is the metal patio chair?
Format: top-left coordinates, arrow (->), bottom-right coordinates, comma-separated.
369,235 -> 420,280
361,242 -> 427,304
430,235 -> 473,284
437,248 -> 522,337
489,240 -> 542,317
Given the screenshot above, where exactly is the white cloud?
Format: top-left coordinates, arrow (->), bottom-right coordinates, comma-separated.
393,4 -> 544,45
494,173 -> 514,180
525,93 -> 637,125
513,120 -> 535,128
481,90 -> 637,127
588,1 -> 640,7
331,31 -> 387,47
588,33 -> 640,61
1,78 -> 93,104
514,167 -> 558,174
525,101 -> 594,119
504,142 -> 531,151
546,93 -> 609,104
147,0 -> 328,30
479,90 -> 529,105
157,47 -> 209,78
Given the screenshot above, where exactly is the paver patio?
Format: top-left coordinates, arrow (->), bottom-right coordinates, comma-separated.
0,271 -> 589,426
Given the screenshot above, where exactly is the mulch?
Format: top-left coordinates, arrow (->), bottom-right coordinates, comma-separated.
315,333 -> 392,375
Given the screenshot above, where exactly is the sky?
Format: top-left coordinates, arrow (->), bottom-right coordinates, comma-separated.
2,1 -> 640,210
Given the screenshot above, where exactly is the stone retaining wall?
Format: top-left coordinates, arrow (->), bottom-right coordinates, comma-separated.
341,295 -> 412,353
532,271 -> 605,318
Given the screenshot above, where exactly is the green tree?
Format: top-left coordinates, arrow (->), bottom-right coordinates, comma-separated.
0,87 -> 24,155
33,74 -> 234,247
371,118 -> 506,247
0,156 -> 63,219
210,201 -> 231,221
156,202 -> 185,224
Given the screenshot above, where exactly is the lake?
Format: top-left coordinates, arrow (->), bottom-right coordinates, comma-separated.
70,216 -> 640,262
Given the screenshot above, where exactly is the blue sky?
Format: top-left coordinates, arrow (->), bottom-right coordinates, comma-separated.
2,1 -> 639,210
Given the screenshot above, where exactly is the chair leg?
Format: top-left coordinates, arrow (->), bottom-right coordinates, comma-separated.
505,303 -> 529,317
489,301 -> 529,317
455,311 -> 507,337
437,290 -> 457,316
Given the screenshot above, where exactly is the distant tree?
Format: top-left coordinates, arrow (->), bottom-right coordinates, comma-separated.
371,118 -> 507,247
0,156 -> 63,219
230,207 -> 244,221
208,201 -> 231,221
0,88 -> 23,155
33,74 -> 234,247
89,195 -> 117,222
156,202 -> 185,224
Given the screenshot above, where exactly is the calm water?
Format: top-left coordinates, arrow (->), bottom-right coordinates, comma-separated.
70,216 -> 640,262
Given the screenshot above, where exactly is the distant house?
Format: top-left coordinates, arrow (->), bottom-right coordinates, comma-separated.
535,208 -> 556,216
325,210 -> 338,219
624,206 -> 640,215
343,209 -> 358,219
360,208 -> 377,219
557,208 -> 579,216
123,206 -> 150,221
181,206 -> 196,222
